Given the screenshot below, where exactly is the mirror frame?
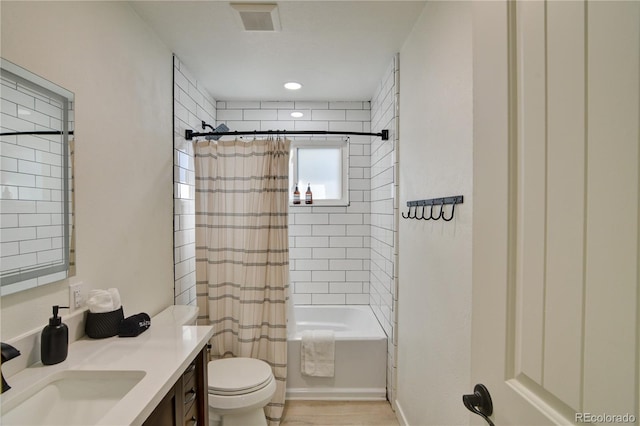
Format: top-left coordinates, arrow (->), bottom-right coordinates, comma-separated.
0,58 -> 75,295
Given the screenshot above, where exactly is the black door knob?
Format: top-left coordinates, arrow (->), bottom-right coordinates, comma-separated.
463,384 -> 494,426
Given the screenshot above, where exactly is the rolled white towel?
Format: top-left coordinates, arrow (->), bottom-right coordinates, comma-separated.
87,289 -> 114,313
107,288 -> 121,310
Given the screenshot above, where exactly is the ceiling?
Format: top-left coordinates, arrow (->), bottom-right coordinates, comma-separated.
130,1 -> 426,101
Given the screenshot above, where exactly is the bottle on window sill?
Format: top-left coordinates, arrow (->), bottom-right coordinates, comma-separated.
305,184 -> 313,204
293,185 -> 301,205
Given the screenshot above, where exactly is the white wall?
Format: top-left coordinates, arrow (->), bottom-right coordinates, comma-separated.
1,1 -> 174,340
396,2 -> 473,425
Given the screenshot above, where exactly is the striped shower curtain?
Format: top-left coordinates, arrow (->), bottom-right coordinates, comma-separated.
194,137 -> 290,426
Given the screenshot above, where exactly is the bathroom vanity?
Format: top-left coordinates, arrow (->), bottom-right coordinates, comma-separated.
143,346 -> 208,426
0,309 -> 213,425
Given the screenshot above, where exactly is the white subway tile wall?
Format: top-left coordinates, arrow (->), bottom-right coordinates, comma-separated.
1,74 -> 71,292
215,100 -> 372,306
172,56 -> 399,401
172,56 -> 216,310
370,55 -> 399,404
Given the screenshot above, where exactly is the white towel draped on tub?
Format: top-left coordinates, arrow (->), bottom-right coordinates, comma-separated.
301,330 -> 335,377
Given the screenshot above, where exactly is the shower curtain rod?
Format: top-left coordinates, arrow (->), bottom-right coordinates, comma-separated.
0,130 -> 74,137
185,128 -> 389,141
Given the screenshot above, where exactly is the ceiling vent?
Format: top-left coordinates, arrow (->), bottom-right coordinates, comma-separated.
230,3 -> 281,32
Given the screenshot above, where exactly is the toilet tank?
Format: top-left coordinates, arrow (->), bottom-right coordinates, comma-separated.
153,305 -> 199,326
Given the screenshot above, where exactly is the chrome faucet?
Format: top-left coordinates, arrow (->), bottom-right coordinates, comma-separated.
1,342 -> 21,393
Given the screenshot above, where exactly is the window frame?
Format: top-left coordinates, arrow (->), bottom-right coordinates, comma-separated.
289,139 -> 349,207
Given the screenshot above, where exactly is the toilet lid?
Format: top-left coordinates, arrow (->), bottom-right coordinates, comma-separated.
208,358 -> 274,396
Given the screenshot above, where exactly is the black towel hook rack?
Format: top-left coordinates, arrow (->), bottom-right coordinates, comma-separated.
402,195 -> 463,222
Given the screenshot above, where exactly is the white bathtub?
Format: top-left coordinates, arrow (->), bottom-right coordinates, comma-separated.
286,305 -> 387,400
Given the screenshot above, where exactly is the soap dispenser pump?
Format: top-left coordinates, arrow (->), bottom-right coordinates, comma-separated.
41,305 -> 69,365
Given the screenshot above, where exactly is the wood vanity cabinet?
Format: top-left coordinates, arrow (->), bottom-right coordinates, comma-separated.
144,347 -> 208,426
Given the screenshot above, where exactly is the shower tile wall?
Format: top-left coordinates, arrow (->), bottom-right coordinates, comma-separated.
215,101 -> 372,305
369,55 -> 399,405
172,55 -> 216,312
174,58 -> 398,400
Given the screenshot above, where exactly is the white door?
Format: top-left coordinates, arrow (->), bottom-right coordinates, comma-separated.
470,1 -> 639,425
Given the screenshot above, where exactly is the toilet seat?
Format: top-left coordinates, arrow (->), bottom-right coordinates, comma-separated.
208,358 -> 274,396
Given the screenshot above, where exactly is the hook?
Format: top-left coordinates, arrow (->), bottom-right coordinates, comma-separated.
417,205 -> 426,220
402,205 -> 415,219
442,200 -> 457,222
410,205 -> 418,219
419,204 -> 433,220
432,199 -> 445,220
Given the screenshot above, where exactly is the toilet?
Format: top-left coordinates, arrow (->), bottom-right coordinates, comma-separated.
207,357 -> 276,426
153,306 -> 276,426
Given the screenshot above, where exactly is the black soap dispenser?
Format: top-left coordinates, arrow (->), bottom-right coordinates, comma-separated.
41,305 -> 69,365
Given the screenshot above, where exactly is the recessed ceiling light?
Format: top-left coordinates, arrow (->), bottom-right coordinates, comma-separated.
284,82 -> 302,90
290,111 -> 304,118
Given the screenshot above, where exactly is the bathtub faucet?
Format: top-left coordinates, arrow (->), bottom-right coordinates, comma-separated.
1,342 -> 21,393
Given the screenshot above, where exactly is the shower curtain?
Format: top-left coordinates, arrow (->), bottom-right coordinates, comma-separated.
194,137 -> 290,426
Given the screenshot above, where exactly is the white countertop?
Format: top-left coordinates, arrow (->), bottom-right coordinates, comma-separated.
1,322 -> 214,425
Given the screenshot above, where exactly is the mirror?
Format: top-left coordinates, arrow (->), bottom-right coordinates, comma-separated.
0,58 -> 75,295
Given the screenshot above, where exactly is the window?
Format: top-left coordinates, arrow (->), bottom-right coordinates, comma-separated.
289,140 -> 349,206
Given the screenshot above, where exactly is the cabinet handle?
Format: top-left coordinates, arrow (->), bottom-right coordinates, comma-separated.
184,388 -> 197,404
189,416 -> 197,426
185,364 -> 196,374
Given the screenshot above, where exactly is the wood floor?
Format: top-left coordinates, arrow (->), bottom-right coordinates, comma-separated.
281,401 -> 400,426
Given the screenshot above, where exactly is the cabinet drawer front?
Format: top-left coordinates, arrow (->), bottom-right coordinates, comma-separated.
183,361 -> 197,384
184,397 -> 198,426
183,372 -> 197,401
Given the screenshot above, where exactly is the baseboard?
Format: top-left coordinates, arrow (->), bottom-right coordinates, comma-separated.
395,399 -> 410,426
286,387 -> 386,401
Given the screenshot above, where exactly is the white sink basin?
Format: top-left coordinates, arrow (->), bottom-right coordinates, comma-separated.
1,369 -> 145,425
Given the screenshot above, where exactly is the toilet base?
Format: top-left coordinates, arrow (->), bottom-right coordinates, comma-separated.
209,408 -> 267,426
